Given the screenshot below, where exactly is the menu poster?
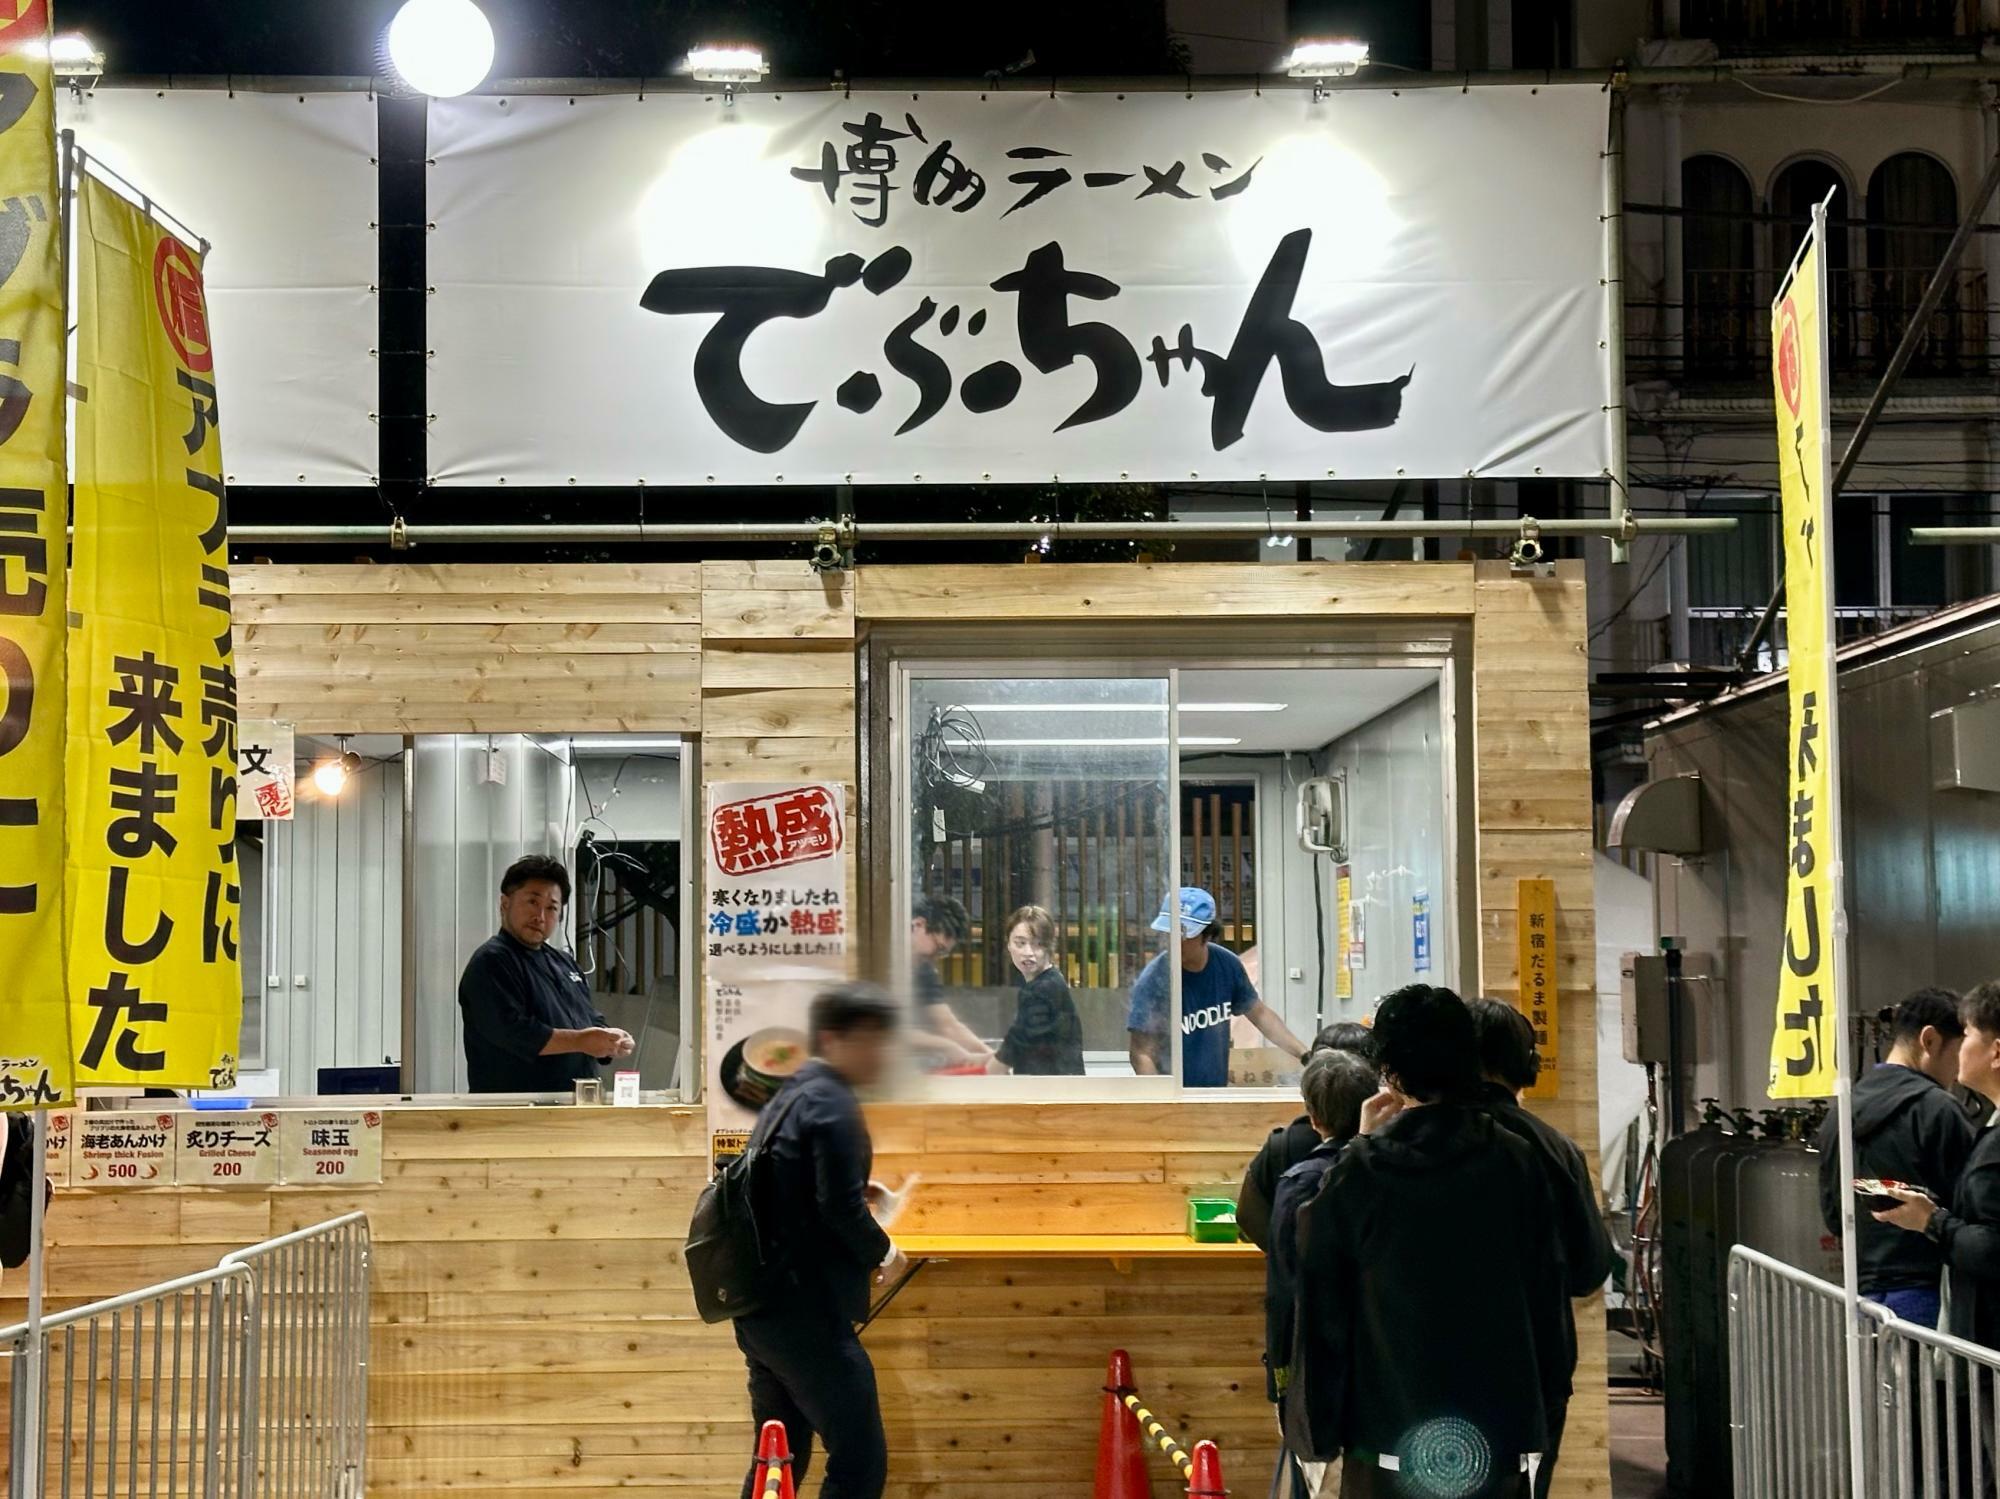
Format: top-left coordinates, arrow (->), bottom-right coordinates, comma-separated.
177,1109 -> 281,1186
43,1108 -> 74,1186
281,1109 -> 383,1185
74,1112 -> 175,1185
705,782 -> 848,1164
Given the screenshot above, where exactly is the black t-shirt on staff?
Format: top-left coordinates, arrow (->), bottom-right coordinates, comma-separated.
458,929 -> 610,1093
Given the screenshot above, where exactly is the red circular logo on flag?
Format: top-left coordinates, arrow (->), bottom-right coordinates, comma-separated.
1776,297 -> 1804,419
0,1 -> 51,48
152,234 -> 213,373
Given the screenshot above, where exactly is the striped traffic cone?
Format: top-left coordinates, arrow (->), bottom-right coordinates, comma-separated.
752,1419 -> 796,1499
1095,1349 -> 1153,1499
1185,1439 -> 1227,1498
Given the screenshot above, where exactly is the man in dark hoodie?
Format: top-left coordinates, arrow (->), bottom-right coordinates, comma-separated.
1266,1048 -> 1381,1497
1468,998 -> 1616,1499
1817,986 -> 1972,1329
1287,986 -> 1566,1498
1239,1022 -> 1377,1250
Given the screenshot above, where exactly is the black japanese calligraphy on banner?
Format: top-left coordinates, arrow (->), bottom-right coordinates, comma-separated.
428,88 -> 1613,487
0,2 -> 71,1110
705,782 -> 849,1162
66,174 -> 242,1090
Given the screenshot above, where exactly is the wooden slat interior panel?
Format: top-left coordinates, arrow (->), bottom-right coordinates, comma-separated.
854,561 -> 1478,619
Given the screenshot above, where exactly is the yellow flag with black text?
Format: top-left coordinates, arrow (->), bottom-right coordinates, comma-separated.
67,172 -> 241,1088
1767,214 -> 1842,1100
0,1 -> 71,1109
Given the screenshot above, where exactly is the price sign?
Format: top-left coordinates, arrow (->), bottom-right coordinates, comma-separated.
74,1112 -> 175,1186
281,1110 -> 383,1185
176,1110 -> 281,1186
43,1109 -> 74,1186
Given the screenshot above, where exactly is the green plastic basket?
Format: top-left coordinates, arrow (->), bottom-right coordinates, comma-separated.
1186,1197 -> 1239,1243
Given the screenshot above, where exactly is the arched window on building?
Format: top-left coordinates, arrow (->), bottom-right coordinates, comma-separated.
1772,157 -> 1856,370
1682,154 -> 1757,377
1867,152 -> 1968,375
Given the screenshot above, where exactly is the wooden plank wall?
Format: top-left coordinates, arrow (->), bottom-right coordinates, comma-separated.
1470,558 -> 1608,1497
25,556 -> 1607,1499
4,1103 -> 1291,1498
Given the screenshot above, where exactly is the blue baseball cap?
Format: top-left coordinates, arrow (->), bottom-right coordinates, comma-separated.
1151,887 -> 1217,938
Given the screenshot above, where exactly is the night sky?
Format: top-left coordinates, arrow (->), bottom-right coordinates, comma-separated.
57,0 -> 1427,81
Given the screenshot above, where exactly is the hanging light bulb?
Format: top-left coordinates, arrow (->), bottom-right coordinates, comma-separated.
311,737 -> 362,798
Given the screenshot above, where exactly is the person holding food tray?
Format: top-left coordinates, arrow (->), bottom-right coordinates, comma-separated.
986,905 -> 1084,1076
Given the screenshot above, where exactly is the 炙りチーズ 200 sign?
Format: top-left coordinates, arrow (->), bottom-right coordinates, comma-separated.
427,87 -> 1613,487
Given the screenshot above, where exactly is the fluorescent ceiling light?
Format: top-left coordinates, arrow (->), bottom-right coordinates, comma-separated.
547,736 -> 682,751
953,702 -> 1286,714
944,736 -> 1242,749
686,45 -> 768,84
1285,38 -> 1369,77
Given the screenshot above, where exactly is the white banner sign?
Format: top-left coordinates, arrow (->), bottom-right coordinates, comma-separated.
704,782 -> 848,1159
238,720 -> 296,821
430,86 -> 1611,487
60,89 -> 379,485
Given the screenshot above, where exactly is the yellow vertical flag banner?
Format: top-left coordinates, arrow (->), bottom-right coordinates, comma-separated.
1767,224 -> 1840,1100
68,173 -> 241,1088
0,2 -> 70,1109
1516,878 -> 1559,1100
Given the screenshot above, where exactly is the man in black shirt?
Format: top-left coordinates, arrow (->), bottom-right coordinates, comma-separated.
457,854 -> 633,1093
1468,998 -> 1616,1499
737,983 -> 905,1499
1817,986 -> 1972,1329
909,895 -> 992,1068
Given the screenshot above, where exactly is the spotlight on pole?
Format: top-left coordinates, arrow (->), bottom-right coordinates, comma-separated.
385,0 -> 495,98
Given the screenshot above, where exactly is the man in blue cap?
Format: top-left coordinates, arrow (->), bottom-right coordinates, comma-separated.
1127,886 -> 1309,1086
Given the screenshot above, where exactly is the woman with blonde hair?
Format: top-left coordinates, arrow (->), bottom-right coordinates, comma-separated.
988,905 -> 1084,1076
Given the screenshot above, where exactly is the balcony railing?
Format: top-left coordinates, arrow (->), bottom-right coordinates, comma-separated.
1629,265 -> 1993,382
1679,0 -> 1978,48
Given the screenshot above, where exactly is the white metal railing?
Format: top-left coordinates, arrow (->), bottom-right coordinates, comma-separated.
3,1214 -> 370,1499
219,1214 -> 370,1499
1730,1244 -> 2000,1499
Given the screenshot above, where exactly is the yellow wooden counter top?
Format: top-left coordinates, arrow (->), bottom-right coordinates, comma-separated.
897,1232 -> 1261,1260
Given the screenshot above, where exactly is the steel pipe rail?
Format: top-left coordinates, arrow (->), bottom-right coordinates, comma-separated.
1911,526 -> 2000,544
222,516 -> 1736,547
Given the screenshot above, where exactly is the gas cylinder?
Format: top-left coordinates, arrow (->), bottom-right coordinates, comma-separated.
1735,1108 -> 1841,1281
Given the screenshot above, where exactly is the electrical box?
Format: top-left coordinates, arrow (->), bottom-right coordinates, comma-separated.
1621,952 -> 1671,1065
478,746 -> 509,786
1932,697 -> 2000,792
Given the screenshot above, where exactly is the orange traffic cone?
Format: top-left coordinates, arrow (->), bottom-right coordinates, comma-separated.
1185,1439 -> 1227,1498
1095,1349 -> 1153,1499
751,1419 -> 796,1499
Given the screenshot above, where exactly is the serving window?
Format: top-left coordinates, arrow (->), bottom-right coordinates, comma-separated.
221,731 -> 696,1103
873,627 -> 1467,1098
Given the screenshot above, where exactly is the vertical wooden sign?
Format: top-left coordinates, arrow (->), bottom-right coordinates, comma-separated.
1517,878 -> 1558,1099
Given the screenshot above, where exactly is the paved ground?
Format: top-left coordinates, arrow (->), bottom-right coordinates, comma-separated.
1610,1389 -> 1668,1499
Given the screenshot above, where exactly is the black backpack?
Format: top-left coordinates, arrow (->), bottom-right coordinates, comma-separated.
685,1086 -> 805,1324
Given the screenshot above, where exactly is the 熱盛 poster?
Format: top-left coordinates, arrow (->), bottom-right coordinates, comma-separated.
704,782 -> 848,1163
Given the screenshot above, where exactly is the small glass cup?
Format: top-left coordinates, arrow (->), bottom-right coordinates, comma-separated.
573,1078 -> 602,1106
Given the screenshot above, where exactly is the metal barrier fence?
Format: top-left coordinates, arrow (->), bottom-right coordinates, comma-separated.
1730,1244 -> 2000,1499
3,1214 -> 370,1499
5,1265 -> 259,1499
219,1214 -> 371,1499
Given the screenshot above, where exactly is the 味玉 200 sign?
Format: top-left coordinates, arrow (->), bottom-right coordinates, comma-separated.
427,87 -> 1613,487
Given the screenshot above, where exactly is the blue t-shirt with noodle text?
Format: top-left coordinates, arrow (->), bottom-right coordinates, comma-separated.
1125,942 -> 1259,1087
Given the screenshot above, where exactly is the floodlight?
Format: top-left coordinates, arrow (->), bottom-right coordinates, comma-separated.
386,0 -> 495,99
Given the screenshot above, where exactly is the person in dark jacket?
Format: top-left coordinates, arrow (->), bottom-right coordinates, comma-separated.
1817,986 -> 1972,1329
1288,986 -> 1566,1499
1468,998 -> 1617,1499
1267,1049 -> 1380,1498
1239,1023 -> 1377,1249
736,983 -> 906,1499
1877,980 -> 2000,1353
987,905 -> 1084,1076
